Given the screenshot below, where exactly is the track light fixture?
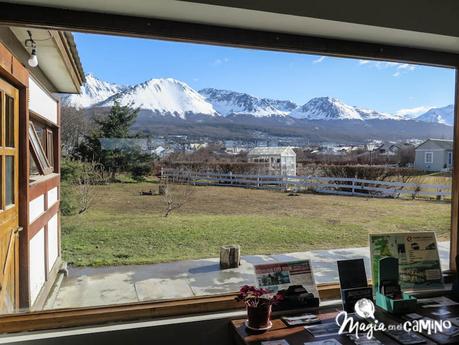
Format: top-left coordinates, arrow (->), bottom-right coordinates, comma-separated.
25,30 -> 38,68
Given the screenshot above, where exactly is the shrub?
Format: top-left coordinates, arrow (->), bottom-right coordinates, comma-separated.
131,163 -> 152,181
60,183 -> 78,216
316,165 -> 419,181
61,158 -> 85,183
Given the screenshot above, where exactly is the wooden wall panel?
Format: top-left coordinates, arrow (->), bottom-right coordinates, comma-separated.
0,43 -> 12,73
29,175 -> 59,200
11,57 -> 28,87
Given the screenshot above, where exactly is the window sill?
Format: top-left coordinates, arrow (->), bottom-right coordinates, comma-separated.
0,283 -> 342,334
0,274 -> 455,334
29,172 -> 59,186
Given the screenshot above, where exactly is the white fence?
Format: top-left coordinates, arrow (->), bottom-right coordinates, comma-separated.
161,169 -> 451,200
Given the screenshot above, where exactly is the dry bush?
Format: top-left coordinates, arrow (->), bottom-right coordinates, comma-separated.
318,165 -> 418,181
75,162 -> 106,214
160,171 -> 195,218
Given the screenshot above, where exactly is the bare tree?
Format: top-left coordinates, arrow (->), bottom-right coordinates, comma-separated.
75,161 -> 105,214
60,106 -> 89,155
160,171 -> 195,217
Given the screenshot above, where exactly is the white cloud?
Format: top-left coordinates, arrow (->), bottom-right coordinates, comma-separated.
358,60 -> 416,76
312,56 -> 326,64
394,105 -> 432,119
397,63 -> 416,71
212,57 -> 229,66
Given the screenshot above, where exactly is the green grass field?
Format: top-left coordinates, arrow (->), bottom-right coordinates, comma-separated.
61,182 -> 451,267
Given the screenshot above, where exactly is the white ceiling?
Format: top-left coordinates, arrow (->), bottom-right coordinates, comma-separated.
10,27 -> 80,93
4,0 -> 459,55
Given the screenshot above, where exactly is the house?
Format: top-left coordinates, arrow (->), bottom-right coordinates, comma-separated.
414,139 -> 453,171
247,147 -> 297,176
375,143 -> 401,156
0,27 -> 84,312
225,146 -> 247,155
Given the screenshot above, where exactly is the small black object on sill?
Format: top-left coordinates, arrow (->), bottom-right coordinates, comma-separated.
337,258 -> 373,313
272,285 -> 319,311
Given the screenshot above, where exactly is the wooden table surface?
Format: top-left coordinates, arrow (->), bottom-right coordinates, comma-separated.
230,304 -> 459,345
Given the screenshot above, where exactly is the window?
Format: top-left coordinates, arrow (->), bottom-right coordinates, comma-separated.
425,152 -> 433,164
46,129 -> 54,167
0,25 -> 456,335
39,34 -> 452,320
449,151 -> 453,165
30,118 -> 55,171
29,122 -> 53,175
5,95 -> 14,148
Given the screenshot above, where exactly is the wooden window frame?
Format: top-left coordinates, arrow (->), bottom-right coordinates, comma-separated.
45,128 -> 54,168
29,122 -> 53,175
0,2 -> 458,334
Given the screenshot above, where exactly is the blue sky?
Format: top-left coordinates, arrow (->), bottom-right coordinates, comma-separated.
74,33 -> 455,116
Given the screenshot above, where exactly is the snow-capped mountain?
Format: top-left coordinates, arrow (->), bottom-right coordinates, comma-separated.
199,88 -> 296,117
415,105 -> 454,126
99,78 -> 218,119
61,74 -> 125,109
356,108 -> 395,120
290,97 -> 394,120
62,75 -> 452,126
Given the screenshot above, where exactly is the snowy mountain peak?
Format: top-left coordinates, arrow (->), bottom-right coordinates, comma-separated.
199,88 -> 297,117
99,78 -> 218,119
61,74 -> 125,109
291,97 -> 362,120
290,96 -> 396,121
415,105 -> 454,126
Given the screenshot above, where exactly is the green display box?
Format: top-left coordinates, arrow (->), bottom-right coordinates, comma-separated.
375,291 -> 417,314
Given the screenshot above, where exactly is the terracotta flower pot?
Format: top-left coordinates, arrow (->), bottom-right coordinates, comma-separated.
247,303 -> 272,329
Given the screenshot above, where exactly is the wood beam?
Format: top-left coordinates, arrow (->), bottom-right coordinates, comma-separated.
0,2 -> 458,68
451,68 -> 459,271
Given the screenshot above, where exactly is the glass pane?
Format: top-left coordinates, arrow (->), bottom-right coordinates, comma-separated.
5,95 -> 14,148
0,93 -> 3,146
30,155 -> 39,177
0,156 -> 2,210
32,121 -> 46,150
47,130 -> 54,167
6,156 -> 14,206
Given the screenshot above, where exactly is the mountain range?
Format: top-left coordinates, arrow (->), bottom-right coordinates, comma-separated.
60,74 -> 453,143
62,74 -> 453,125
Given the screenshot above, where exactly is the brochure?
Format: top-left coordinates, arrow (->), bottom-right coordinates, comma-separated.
261,341 -> 290,345
304,323 -> 341,337
305,340 -> 342,345
369,232 -> 443,290
384,329 -> 427,345
417,296 -> 459,308
254,260 -> 319,297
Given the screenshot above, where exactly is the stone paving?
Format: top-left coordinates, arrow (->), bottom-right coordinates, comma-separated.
44,241 -> 450,309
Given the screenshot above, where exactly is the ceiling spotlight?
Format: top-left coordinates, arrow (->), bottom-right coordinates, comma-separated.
25,30 -> 38,68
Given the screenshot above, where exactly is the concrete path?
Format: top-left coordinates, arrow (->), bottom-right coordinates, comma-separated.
44,241 -> 450,309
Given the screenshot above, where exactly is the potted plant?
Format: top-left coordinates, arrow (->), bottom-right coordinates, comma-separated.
236,285 -> 284,330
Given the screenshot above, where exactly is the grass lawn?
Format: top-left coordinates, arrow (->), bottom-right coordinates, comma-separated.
62,182 -> 451,267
